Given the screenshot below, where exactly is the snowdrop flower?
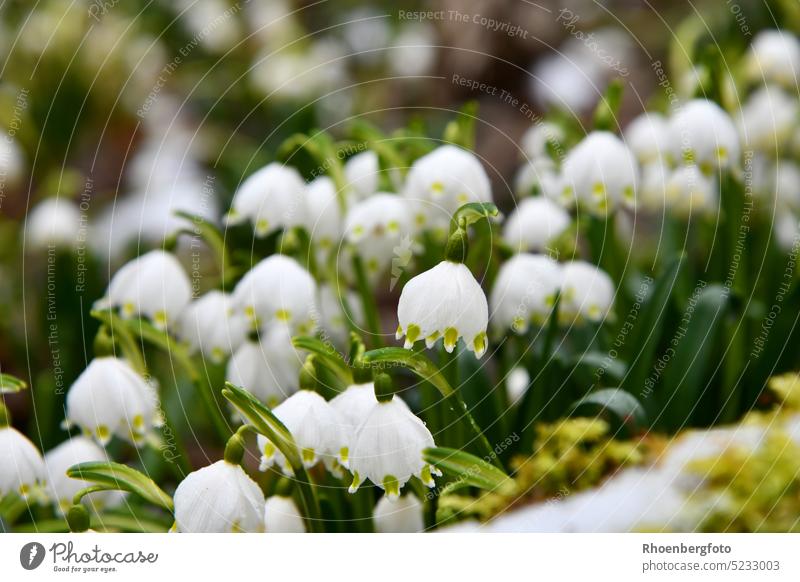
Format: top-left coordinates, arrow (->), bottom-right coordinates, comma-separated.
0,426 -> 45,499
65,357 -> 163,446
330,383 -> 381,459
342,8 -> 391,65
562,131 -> 639,215
403,145 -> 492,232
745,29 -> 800,87
263,495 -> 306,533
348,395 -> 440,499
624,113 -> 671,165
388,23 -> 437,77
96,250 -> 191,329
775,213 -> 800,252
520,122 -> 565,161
514,159 -> 564,199
665,165 -> 717,217
225,163 -> 307,237
503,197 -> 571,253
345,193 -> 412,277
0,134 -> 24,187
737,85 -> 799,152
306,176 -> 344,253
667,99 -> 740,173
639,161 -> 670,211
44,437 -> 123,515
344,150 -> 380,202
175,0 -> 241,53
232,254 -> 317,333
506,366 -> 531,403
26,198 -> 82,251
178,291 -> 248,364
173,460 -> 265,533
559,261 -> 615,323
226,324 -> 302,407
397,259 -> 489,357
490,254 -> 562,334
317,284 -> 363,349
257,390 -> 347,475
374,493 -> 425,533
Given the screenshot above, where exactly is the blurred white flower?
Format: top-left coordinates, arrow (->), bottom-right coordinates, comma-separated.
397,260 -> 489,357
503,196 -> 571,253
178,291 -> 248,364
374,493 -> 424,533
264,495 -> 306,533
0,426 -> 45,499
737,85 -> 799,152
514,159 -> 564,199
341,8 -> 391,65
665,165 -> 717,217
559,261 -> 615,323
774,159 -> 800,213
388,23 -> 438,77
490,254 -> 562,334
520,122 -> 566,161
505,366 -> 531,403
173,460 -> 265,533
26,198 -> 82,251
345,193 -> 412,277
226,324 -> 302,407
174,0 -> 242,53
65,357 -> 163,447
44,436 -> 123,515
226,163 -> 307,237
668,99 -> 740,172
562,131 -> 639,215
95,250 -> 192,329
775,212 -> 800,252
317,284 -> 363,348
257,390 -> 347,475
638,161 -> 670,211
0,134 -> 25,187
746,29 -> 800,88
403,145 -> 493,232
348,395 -> 440,499
624,113 -> 671,165
344,150 -> 380,203
306,176 -> 344,253
232,254 -> 317,333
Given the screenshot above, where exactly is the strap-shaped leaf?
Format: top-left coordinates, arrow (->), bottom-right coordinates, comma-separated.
452,202 -> 499,230
0,373 -> 27,393
292,336 -> 353,385
423,447 -> 516,495
67,461 -> 173,512
570,388 -> 647,430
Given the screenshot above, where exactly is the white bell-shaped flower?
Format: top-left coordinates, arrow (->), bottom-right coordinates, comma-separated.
232,254 -> 317,334
178,291 -> 248,364
775,212 -> 800,251
348,395 -> 440,499
639,161 -> 670,211
96,250 -> 191,329
26,198 -> 82,251
374,493 -> 425,533
257,390 -> 347,475
624,113 -> 671,165
737,85 -> 799,152
503,197 -> 571,253
562,131 -> 639,215
330,382 -> 380,463
344,150 -> 380,202
667,99 -> 740,173
745,29 -> 800,87
44,436 -> 123,514
396,260 -> 489,357
344,193 -> 412,277
306,176 -> 344,253
226,324 -> 302,407
263,495 -> 306,533
665,165 -> 717,217
0,426 -> 45,499
403,145 -> 493,231
317,284 -> 363,349
513,159 -> 562,199
225,162 -> 307,237
559,261 -> 615,323
520,122 -> 565,161
65,357 -> 163,446
775,160 -> 800,212
490,254 -> 562,334
173,460 -> 265,532
506,366 -> 531,403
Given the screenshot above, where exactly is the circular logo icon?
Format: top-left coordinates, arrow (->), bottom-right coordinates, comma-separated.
20,542 -> 46,570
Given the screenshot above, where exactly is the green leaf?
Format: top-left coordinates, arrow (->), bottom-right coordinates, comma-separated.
452,202 -> 499,231
571,351 -> 627,385
659,284 -> 729,428
291,336 -> 353,384
173,211 -> 237,284
570,388 -> 647,430
0,373 -> 27,393
443,101 -> 478,150
66,462 -> 173,512
423,447 -> 516,495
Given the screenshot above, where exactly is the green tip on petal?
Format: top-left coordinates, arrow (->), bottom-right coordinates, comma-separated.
473,332 -> 487,357
383,475 -> 401,500
348,472 -> 362,494
443,327 -> 458,352
404,324 -> 421,348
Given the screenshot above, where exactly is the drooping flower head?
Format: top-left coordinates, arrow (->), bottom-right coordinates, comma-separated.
665,165 -> 717,217
344,150 -> 380,203
173,460 -> 265,532
0,426 -> 45,499
559,261 -> 615,324
490,254 -> 562,334
344,193 -> 412,278
502,197 -> 571,253
26,198 -> 82,251
624,113 -> 671,166
667,99 -> 740,173
65,357 -> 163,446
263,495 -> 306,533
305,176 -> 344,255
745,29 -> 800,88
373,493 -> 425,533
178,291 -> 248,364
